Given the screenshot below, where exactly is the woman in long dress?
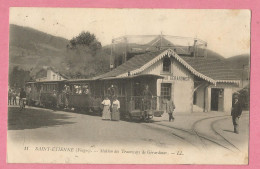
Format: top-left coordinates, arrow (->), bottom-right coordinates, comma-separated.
111,96 -> 120,121
101,96 -> 111,120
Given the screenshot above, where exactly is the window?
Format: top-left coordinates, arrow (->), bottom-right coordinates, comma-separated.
163,57 -> 171,72
161,83 -> 171,99
117,82 -> 125,96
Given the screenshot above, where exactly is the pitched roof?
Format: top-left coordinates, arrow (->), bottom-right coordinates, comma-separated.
182,57 -> 239,81
94,50 -> 164,79
47,67 -> 69,79
94,49 -> 239,84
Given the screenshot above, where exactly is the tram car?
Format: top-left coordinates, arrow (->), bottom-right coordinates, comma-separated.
66,79 -> 103,113
26,80 -> 67,108
26,79 -> 102,114
26,74 -> 165,121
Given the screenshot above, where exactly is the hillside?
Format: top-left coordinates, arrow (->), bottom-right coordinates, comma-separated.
9,24 -> 110,78
226,54 -> 250,69
9,24 -> 69,73
225,54 -> 250,86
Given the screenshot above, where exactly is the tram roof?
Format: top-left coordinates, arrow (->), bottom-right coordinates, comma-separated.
67,78 -> 95,83
100,74 -> 164,80
66,74 -> 163,82
27,80 -> 67,84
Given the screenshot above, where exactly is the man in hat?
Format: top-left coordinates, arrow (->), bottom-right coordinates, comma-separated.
231,94 -> 243,134
166,97 -> 175,122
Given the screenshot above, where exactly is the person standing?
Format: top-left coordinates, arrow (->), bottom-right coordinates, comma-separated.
12,90 -> 17,105
19,88 -> 27,110
63,85 -> 70,109
8,89 -> 12,105
107,84 -> 118,100
166,97 -> 175,122
231,94 -> 243,134
111,96 -> 120,121
101,96 -> 111,120
142,85 -> 153,110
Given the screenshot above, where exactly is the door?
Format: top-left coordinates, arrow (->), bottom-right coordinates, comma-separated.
160,83 -> 172,111
211,88 -> 220,111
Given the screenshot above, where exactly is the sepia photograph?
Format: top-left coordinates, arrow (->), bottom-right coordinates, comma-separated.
7,8 -> 250,164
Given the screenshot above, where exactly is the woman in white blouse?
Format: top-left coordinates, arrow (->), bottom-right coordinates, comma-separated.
101,96 -> 111,120
111,96 -> 120,121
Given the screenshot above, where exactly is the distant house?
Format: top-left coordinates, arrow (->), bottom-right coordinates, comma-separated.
35,67 -> 67,81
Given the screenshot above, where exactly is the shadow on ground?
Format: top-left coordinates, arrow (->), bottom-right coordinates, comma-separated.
8,107 -> 75,130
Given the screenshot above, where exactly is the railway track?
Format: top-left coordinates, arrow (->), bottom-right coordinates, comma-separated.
143,115 -> 241,153
210,118 -> 240,151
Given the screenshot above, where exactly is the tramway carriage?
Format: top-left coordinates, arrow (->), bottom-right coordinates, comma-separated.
26,74 -> 165,121
66,79 -> 103,114
96,74 -> 165,121
26,80 -> 66,108
26,79 -> 102,113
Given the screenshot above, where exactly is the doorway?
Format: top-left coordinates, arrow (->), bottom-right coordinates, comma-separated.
161,83 -> 172,100
211,88 -> 224,111
211,88 -> 220,111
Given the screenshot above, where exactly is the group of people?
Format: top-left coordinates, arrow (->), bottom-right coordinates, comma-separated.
73,85 -> 90,95
101,95 -> 120,121
8,88 -> 27,107
8,89 -> 18,105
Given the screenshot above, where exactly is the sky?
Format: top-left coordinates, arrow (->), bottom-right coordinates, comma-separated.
9,8 -> 250,58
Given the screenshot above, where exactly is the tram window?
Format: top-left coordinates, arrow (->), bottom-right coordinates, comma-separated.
82,84 -> 89,94
73,85 -> 81,94
117,83 -> 125,96
72,84 -> 90,95
163,57 -> 171,73
161,83 -> 171,99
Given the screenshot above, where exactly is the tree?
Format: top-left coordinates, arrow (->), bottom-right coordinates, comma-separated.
9,66 -> 32,89
69,31 -> 102,51
64,31 -> 109,79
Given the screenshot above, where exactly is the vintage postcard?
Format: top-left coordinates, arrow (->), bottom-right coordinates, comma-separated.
7,8 -> 250,164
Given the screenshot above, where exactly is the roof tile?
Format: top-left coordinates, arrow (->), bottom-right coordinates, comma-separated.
94,49 -> 239,81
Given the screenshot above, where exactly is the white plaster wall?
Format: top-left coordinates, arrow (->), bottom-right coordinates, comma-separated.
172,60 -> 194,113
46,70 -> 65,81
142,60 -> 162,75
47,70 -> 52,80
195,86 -> 205,111
205,87 -> 211,112
224,88 -> 232,113
142,57 -> 194,113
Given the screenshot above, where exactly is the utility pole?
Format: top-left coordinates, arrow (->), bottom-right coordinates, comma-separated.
110,40 -> 114,70
124,37 -> 127,63
160,31 -> 163,49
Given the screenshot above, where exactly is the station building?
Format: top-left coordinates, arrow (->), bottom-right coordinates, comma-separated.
95,48 -> 240,113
